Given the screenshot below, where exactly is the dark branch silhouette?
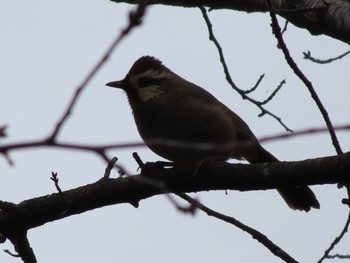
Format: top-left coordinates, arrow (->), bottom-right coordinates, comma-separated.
303,49 -> 350,64
269,7 -> 343,156
199,6 -> 291,131
325,254 -> 350,259
0,151 -> 348,260
0,152 -> 349,235
110,0 -> 350,44
7,232 -> 35,263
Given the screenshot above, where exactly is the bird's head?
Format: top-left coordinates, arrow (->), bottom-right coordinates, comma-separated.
106,56 -> 173,102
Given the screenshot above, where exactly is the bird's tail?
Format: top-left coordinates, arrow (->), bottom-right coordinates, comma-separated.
245,146 -> 320,212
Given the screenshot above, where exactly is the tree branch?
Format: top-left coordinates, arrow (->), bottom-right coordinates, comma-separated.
303,49 -> 350,64
110,0 -> 350,44
269,7 -> 343,156
199,6 -> 291,131
0,152 -> 349,237
7,232 -> 36,263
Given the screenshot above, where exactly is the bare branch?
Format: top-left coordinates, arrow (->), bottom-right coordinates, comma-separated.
281,20 -> 289,36
326,254 -> 350,259
243,74 -> 265,94
50,172 -> 70,206
3,249 -> 20,258
0,152 -> 348,262
50,172 -> 64,195
259,79 -> 286,105
104,157 -> 119,178
303,49 -> 350,64
271,4 -> 328,14
269,7 -> 343,155
0,152 -> 349,235
110,0 -> 350,44
7,232 -> 36,263
199,6 -> 291,131
177,193 -> 298,263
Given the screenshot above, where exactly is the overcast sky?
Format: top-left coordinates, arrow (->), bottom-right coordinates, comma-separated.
1,0 -> 350,262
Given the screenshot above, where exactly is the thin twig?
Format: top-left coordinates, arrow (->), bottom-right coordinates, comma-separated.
259,79 -> 286,105
132,152 -> 143,172
177,193 -> 298,263
327,254 -> 350,259
199,6 -> 291,132
303,49 -> 350,64
243,74 -> 265,94
4,249 -> 20,258
50,172 -> 64,195
281,20 -> 289,36
50,172 -> 70,205
48,1 -> 149,141
101,152 -> 128,177
104,157 -> 118,178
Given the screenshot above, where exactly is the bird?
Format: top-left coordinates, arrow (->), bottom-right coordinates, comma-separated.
106,55 -> 320,212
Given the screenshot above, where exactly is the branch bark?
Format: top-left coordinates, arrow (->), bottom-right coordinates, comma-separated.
110,0 -> 350,44
0,152 -> 349,237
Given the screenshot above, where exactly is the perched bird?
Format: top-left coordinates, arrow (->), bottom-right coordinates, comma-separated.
106,55 -> 320,211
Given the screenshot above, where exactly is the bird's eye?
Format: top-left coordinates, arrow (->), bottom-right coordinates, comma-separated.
138,77 -> 158,88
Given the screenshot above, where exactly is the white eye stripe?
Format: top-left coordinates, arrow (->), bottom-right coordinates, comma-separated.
129,70 -> 169,87
136,70 -> 169,79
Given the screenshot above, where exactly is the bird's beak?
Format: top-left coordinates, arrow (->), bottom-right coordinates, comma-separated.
105,80 -> 125,89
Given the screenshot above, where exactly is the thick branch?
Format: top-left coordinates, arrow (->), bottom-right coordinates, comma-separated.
110,0 -> 350,44
7,232 -> 36,263
0,152 -> 349,237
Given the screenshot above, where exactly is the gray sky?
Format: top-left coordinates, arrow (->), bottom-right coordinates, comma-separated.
1,0 -> 350,262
